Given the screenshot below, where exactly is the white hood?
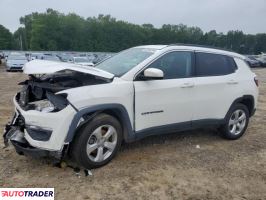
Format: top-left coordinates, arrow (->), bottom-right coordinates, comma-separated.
23,60 -> 114,79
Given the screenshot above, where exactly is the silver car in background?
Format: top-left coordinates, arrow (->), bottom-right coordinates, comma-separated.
72,56 -> 94,66
6,54 -> 28,71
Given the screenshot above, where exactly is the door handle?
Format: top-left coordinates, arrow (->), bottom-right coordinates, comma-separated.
227,80 -> 238,85
181,82 -> 195,88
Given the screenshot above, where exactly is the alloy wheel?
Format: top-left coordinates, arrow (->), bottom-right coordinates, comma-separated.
228,109 -> 247,135
86,125 -> 118,162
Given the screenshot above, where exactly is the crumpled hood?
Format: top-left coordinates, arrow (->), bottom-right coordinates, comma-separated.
23,60 -> 114,79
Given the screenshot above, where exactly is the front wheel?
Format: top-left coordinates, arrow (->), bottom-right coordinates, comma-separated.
70,114 -> 122,169
220,103 -> 249,140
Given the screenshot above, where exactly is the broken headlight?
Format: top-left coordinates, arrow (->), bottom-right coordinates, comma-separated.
46,92 -> 69,111
34,99 -> 55,113
28,93 -> 69,113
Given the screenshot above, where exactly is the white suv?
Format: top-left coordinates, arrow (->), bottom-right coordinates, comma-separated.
4,45 -> 259,169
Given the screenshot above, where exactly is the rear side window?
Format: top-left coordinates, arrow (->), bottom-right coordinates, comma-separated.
195,52 -> 237,76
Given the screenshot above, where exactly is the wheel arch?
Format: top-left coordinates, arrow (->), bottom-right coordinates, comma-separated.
226,95 -> 255,118
65,104 -> 135,144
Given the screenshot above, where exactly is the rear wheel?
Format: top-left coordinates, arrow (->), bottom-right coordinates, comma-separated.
71,113 -> 122,169
220,103 -> 249,140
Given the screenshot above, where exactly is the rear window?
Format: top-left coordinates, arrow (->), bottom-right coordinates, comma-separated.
195,52 -> 237,76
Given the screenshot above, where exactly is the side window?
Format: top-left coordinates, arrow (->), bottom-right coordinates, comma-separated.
195,52 -> 237,76
148,51 -> 193,79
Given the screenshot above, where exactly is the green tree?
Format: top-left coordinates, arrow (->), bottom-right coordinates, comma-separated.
8,9 -> 266,54
0,24 -> 12,49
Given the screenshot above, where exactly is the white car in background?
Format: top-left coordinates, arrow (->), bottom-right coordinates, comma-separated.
30,53 -> 44,60
6,54 -> 28,71
4,45 -> 258,169
73,57 -> 94,67
42,55 -> 61,62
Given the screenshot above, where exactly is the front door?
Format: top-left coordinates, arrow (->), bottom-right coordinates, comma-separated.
134,51 -> 195,132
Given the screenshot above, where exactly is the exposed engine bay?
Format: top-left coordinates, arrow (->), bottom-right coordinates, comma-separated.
16,70 -> 111,112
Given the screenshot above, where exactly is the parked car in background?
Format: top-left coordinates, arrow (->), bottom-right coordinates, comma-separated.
262,57 -> 266,67
29,52 -> 61,62
72,57 -> 94,66
41,55 -> 61,62
92,53 -> 113,64
256,55 -> 266,67
57,53 -> 73,62
0,52 -> 4,64
0,51 -> 4,59
245,55 -> 261,68
87,53 -> 96,62
30,53 -> 44,60
6,54 -> 28,71
4,52 -> 10,62
4,44 -> 258,169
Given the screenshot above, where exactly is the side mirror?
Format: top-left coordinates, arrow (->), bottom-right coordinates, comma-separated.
143,68 -> 164,80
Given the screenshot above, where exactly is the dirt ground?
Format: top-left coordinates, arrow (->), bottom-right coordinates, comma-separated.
0,63 -> 265,200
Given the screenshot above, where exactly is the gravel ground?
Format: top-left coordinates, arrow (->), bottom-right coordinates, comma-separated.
0,63 -> 265,200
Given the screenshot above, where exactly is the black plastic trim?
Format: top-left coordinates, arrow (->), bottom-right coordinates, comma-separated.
250,108 -> 256,117
135,121 -> 191,140
11,141 -> 49,158
228,95 -> 255,117
135,119 -> 225,140
26,126 -> 52,141
65,104 -> 135,143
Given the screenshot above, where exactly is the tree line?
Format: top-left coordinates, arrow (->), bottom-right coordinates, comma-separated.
0,8 -> 266,54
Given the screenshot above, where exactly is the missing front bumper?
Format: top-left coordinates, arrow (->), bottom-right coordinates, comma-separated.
3,124 -> 64,159
4,125 -> 49,158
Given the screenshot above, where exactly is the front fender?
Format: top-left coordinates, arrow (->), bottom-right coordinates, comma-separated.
65,104 -> 135,143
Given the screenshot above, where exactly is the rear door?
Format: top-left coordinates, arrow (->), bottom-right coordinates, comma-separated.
192,52 -> 239,121
134,51 -> 195,132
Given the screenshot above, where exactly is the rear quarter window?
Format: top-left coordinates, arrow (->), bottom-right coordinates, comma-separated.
195,52 -> 237,76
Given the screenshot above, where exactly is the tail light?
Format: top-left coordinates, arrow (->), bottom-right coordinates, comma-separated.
254,77 -> 259,87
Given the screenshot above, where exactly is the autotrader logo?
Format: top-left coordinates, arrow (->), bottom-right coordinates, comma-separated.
0,188 -> 54,200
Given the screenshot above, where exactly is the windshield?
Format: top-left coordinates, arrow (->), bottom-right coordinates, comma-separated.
8,56 -> 26,60
74,57 -> 89,63
8,55 -> 26,60
95,48 -> 156,76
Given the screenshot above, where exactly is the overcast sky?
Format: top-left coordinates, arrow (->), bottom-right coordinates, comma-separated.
0,0 -> 265,34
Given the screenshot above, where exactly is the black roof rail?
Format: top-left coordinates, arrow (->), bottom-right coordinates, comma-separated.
167,43 -> 234,52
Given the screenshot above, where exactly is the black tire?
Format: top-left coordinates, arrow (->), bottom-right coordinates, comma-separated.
70,113 -> 122,169
220,103 -> 249,140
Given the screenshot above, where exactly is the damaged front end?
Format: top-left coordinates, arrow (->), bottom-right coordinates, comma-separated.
3,113 -> 53,158
3,60 -> 114,160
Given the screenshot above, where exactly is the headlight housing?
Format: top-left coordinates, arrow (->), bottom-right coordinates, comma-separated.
34,99 -> 55,113
46,92 -> 69,111
30,93 -> 69,113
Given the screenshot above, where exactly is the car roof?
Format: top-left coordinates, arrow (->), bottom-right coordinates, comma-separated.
135,44 -> 245,59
